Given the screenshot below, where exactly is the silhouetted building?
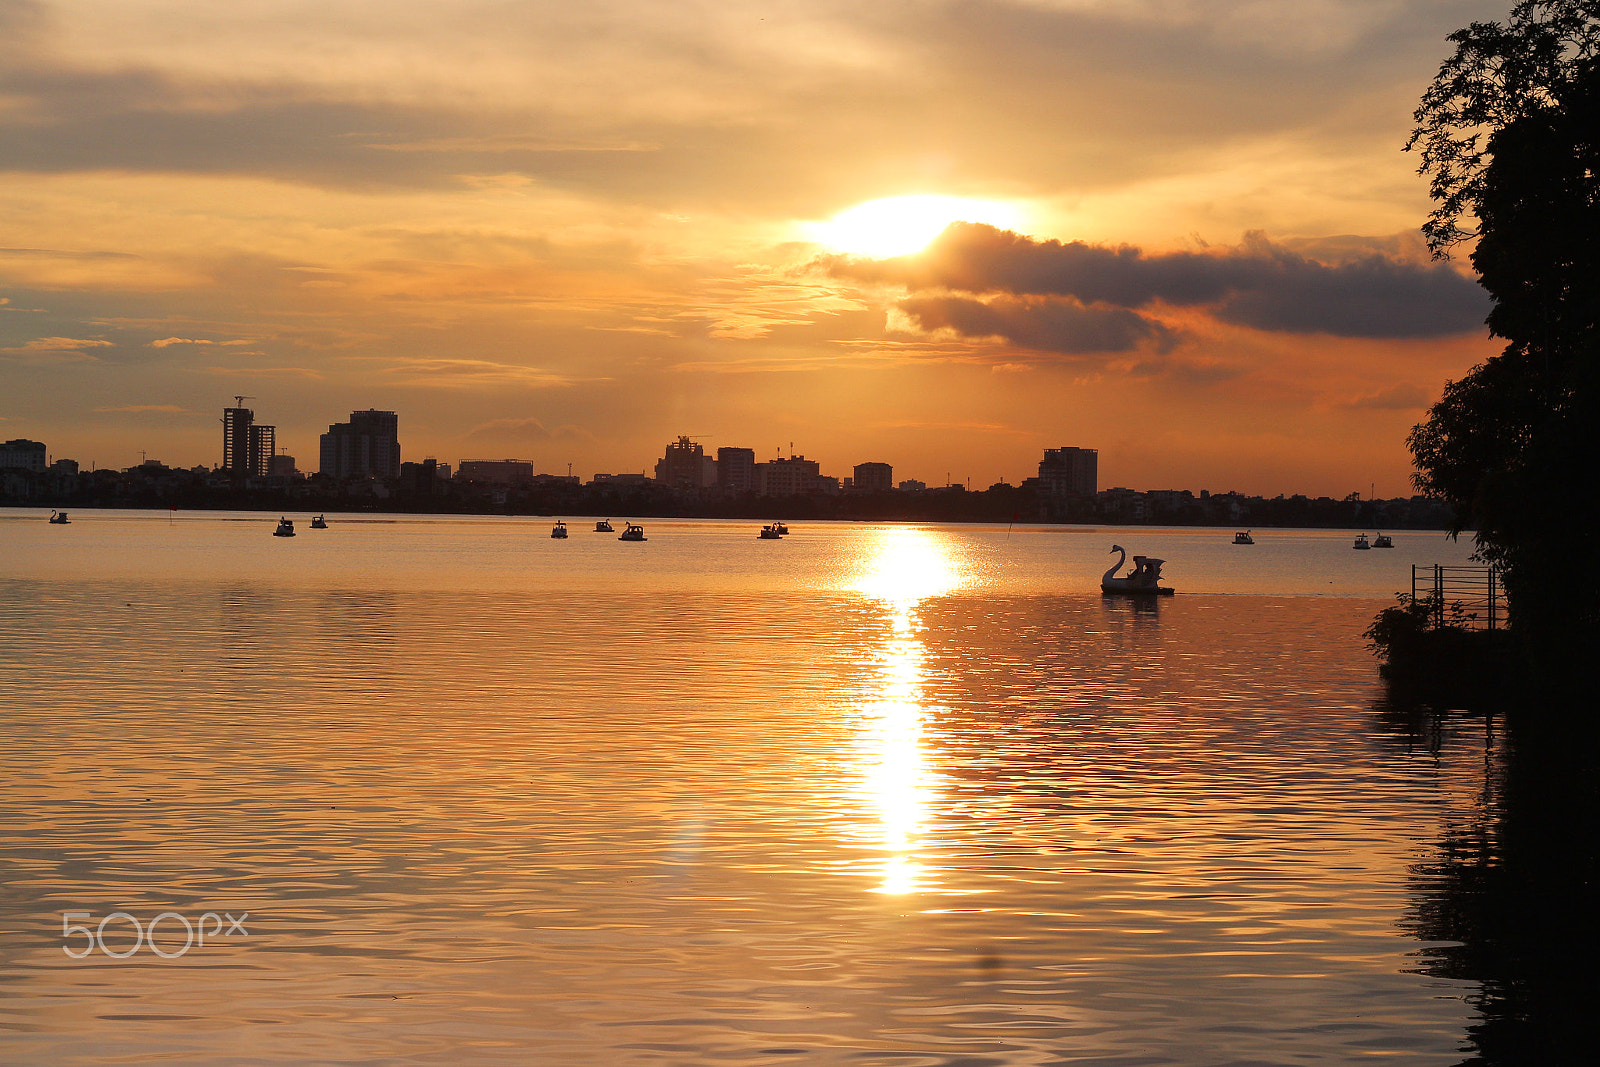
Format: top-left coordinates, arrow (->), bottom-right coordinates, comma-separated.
1146,489 -> 1196,515
221,407 -> 276,477
654,436 -> 705,492
319,410 -> 400,479
1039,446 -> 1097,497
1098,487 -> 1146,522
222,407 -> 251,473
717,447 -> 756,492
756,455 -> 820,496
268,454 -> 298,477
899,479 -> 927,491
457,459 -> 534,485
0,439 -> 46,472
853,462 -> 893,492
400,458 -> 442,494
250,424 -> 275,475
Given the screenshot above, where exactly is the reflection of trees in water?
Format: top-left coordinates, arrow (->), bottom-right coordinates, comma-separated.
1381,689 -> 1599,1065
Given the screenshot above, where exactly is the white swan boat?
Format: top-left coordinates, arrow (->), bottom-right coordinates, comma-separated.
618,523 -> 647,542
595,519 -> 614,532
1372,533 -> 1394,548
1101,545 -> 1173,595
273,518 -> 296,537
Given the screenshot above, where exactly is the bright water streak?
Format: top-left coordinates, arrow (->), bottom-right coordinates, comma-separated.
0,513 -> 1485,1064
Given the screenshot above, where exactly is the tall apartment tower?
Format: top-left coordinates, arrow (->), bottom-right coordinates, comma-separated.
653,436 -> 705,491
0,439 -> 48,472
319,409 -> 401,479
852,462 -> 893,493
1038,447 -> 1097,497
755,454 -> 820,496
717,447 -> 756,493
222,406 -> 251,474
222,404 -> 276,477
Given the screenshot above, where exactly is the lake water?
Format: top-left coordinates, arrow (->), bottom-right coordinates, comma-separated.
1,511 -> 1497,1064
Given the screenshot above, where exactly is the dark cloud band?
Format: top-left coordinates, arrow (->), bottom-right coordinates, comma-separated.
830,223 -> 1488,341
897,294 -> 1173,356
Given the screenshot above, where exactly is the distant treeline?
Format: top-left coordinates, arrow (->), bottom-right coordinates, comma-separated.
4,463 -> 1456,529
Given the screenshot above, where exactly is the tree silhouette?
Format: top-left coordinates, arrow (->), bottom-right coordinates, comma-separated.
1406,2 -> 1600,669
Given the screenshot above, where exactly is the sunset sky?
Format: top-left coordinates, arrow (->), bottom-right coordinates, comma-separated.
1,0 -> 1510,496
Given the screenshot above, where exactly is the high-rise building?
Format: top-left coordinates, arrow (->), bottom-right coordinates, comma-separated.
717,447 -> 756,493
755,454 -> 820,496
249,423 -> 276,475
222,406 -> 252,474
1039,447 -> 1097,497
319,410 -> 400,479
853,462 -> 893,493
0,439 -> 47,472
399,458 -> 442,494
654,436 -> 705,491
222,405 -> 276,477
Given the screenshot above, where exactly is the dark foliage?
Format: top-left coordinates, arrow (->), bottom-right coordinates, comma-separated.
1365,592 -> 1520,704
1405,3 -> 1600,670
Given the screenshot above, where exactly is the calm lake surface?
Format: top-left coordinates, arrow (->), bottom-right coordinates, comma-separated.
2,511 -> 1496,1064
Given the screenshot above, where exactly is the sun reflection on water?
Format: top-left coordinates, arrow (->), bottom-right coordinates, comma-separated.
848,528 -> 964,895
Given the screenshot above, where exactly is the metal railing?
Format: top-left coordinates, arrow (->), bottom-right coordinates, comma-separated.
1413,564 -> 1505,631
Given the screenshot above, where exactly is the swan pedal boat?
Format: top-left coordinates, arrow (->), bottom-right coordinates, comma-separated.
1101,544 -> 1174,595
551,521 -> 569,538
273,518 -> 296,537
757,524 -> 783,539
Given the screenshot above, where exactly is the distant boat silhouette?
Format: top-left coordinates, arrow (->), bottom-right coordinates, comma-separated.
551,520 -> 568,539
1373,532 -> 1394,548
309,515 -> 328,529
1232,530 -> 1254,545
1101,544 -> 1173,595
274,518 -> 295,537
618,523 -> 647,542
758,524 -> 783,539
1353,533 -> 1371,550
594,519 -> 614,532
770,521 -> 789,536
48,510 -> 70,525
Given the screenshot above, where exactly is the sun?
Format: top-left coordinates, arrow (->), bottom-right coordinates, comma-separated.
806,195 -> 1022,258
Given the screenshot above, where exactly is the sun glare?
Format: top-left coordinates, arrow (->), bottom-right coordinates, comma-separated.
807,195 -> 1022,258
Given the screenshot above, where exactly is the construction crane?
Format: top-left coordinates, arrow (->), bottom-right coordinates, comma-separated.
232,395 -> 256,408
